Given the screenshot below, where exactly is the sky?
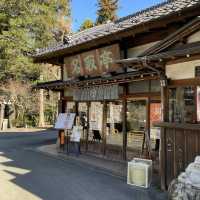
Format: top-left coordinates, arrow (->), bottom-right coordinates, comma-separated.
71,0 -> 166,31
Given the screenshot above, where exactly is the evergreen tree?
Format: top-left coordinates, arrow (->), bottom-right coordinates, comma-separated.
0,0 -> 71,127
79,19 -> 94,31
96,0 -> 118,25
0,0 -> 71,82
55,0 -> 71,41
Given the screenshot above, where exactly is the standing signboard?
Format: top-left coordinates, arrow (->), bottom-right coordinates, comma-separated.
55,113 -> 76,153
54,113 -> 76,130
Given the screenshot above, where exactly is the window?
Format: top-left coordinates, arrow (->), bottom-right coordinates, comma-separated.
169,86 -> 197,123
106,102 -> 123,146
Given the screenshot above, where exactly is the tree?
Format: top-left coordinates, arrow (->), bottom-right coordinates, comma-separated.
79,19 -> 94,31
0,0 -> 71,82
0,0 -> 71,127
96,0 -> 118,25
55,0 -> 72,41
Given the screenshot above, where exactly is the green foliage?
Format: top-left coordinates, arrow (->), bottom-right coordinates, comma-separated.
0,0 -> 70,127
0,0 -> 71,83
79,19 -> 94,31
96,0 -> 118,25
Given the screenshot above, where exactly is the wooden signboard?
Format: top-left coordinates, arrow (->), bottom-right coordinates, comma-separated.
54,113 -> 76,130
65,44 -> 120,77
73,84 -> 120,101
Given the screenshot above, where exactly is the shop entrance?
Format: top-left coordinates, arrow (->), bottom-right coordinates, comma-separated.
126,98 -> 161,161
87,102 -> 103,154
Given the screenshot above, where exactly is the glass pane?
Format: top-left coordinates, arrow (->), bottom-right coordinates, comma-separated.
89,102 -> 103,142
65,102 -> 75,113
150,103 -> 161,150
78,103 -> 87,139
106,102 -> 123,146
127,100 -> 146,150
169,86 -> 196,123
150,80 -> 161,92
128,81 -> 150,93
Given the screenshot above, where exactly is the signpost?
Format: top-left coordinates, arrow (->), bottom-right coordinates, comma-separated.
55,113 -> 76,153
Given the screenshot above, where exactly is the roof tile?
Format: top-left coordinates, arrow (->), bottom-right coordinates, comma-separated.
34,0 -> 200,58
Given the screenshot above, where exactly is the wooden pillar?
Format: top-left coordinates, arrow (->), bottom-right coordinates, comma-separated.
75,101 -> 78,115
146,97 -> 151,158
160,85 -> 168,190
122,98 -> 127,160
86,102 -> 90,152
102,101 -> 107,156
122,84 -> 128,160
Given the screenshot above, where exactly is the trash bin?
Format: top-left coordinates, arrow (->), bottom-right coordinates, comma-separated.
127,158 -> 152,188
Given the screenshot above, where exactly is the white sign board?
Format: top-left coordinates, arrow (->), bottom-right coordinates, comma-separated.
54,113 -> 76,130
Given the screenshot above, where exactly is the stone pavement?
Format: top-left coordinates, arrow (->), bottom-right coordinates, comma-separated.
0,130 -> 167,200
37,144 -> 166,195
37,144 -> 127,178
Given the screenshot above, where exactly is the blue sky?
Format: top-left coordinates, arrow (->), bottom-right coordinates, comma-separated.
71,0 -> 166,31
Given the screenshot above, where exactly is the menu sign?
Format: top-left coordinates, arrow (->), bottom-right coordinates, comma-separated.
64,44 -> 120,77
54,113 -> 76,129
73,85 -> 120,101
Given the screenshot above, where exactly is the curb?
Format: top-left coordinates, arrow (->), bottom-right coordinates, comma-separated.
31,147 -> 127,181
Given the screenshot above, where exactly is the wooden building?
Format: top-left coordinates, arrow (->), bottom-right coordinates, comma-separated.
33,0 -> 200,190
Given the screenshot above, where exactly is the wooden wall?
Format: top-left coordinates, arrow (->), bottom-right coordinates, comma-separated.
158,122 -> 200,190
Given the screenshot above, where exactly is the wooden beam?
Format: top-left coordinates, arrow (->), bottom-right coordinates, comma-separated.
86,102 -> 90,152
166,54 -> 200,65
169,78 -> 200,87
160,84 -> 168,190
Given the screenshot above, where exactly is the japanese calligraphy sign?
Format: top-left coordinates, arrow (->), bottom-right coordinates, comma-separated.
64,44 -> 120,77
73,85 -> 121,101
82,50 -> 99,75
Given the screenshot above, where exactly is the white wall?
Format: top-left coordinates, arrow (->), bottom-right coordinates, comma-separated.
166,59 -> 200,80
187,30 -> 200,43
127,41 -> 159,58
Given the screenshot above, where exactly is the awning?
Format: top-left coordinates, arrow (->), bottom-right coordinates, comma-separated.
116,42 -> 200,66
32,71 -> 159,91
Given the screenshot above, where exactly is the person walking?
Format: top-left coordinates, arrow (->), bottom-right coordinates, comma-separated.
70,116 -> 82,156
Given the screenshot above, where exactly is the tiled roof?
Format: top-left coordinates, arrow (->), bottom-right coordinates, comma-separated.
34,0 -> 200,59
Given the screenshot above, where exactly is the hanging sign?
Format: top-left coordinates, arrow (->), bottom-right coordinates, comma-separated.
73,85 -> 120,101
54,113 -> 76,129
64,44 -> 120,77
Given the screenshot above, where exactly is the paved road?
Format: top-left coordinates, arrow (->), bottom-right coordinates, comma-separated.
0,130 -> 167,200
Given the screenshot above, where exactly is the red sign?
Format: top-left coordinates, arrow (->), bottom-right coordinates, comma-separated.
150,103 -> 161,126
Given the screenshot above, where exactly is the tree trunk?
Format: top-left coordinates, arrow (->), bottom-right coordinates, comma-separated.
38,89 -> 45,127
